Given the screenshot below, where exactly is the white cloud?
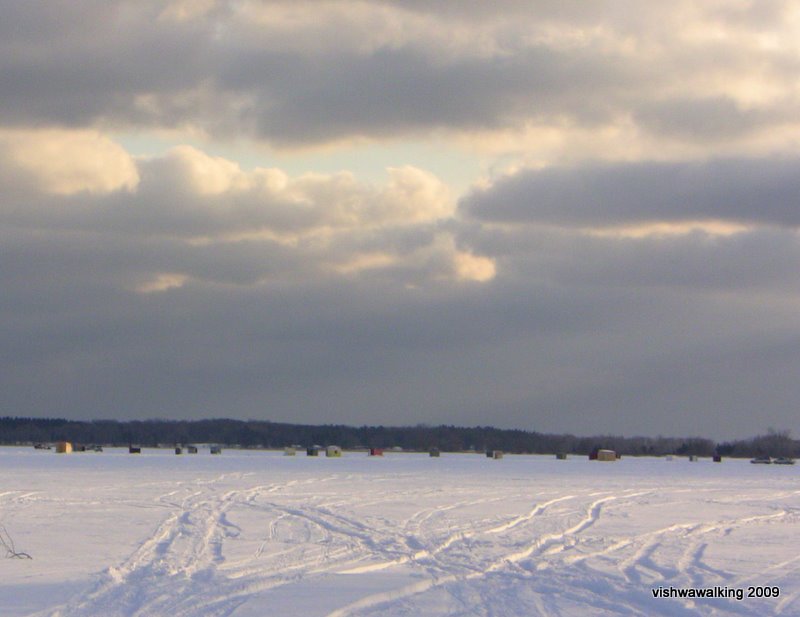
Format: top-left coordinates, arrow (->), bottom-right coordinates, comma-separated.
155,145 -> 248,195
1,140 -> 492,288
0,129 -> 139,195
132,148 -> 455,238
136,273 -> 189,294
158,0 -> 218,23
452,250 -> 496,282
366,165 -> 455,224
397,233 -> 497,284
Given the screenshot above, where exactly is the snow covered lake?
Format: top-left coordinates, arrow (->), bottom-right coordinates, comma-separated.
1,447 -> 799,616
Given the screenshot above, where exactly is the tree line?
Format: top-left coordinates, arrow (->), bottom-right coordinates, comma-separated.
0,416 -> 796,457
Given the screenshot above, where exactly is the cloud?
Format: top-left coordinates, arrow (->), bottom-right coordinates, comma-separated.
158,0 -> 219,23
0,140 -> 489,289
0,129 -> 139,195
136,272 -> 189,294
462,156 -> 800,228
4,2 -> 800,439
2,1 -> 799,152
3,214 -> 799,438
633,96 -> 774,141
468,222 -> 800,295
135,147 -> 454,237
3,141 -> 800,440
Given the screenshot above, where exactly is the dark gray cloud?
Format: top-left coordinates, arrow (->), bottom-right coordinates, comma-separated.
634,96 -> 773,141
0,2 -> 215,127
230,46 -> 639,145
0,24 -> 637,143
3,152 -> 800,438
462,157 -> 800,228
464,224 -> 800,294
3,1 -> 800,440
1,1 -> 796,146
3,221 -> 800,439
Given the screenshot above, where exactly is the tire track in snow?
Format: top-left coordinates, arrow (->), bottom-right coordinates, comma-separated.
496,493 -> 626,572
403,495 -> 506,540
553,501 -> 794,616
27,468 -> 800,617
120,489 -> 404,615
325,493 -> 628,617
265,503 -> 411,575
658,511 -> 789,591
554,499 -> 791,589
43,481 -> 287,617
47,481 -> 402,617
338,495 -> 575,575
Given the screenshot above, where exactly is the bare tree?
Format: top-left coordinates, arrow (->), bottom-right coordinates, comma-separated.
0,525 -> 32,559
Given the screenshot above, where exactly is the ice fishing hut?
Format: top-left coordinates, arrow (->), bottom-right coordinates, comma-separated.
307,446 -> 320,456
129,445 -> 141,454
175,446 -> 183,455
55,441 -> 73,454
689,455 -> 699,462
369,448 -> 383,457
594,449 -> 616,461
186,445 -> 198,454
429,447 -> 440,457
713,454 -> 722,463
326,445 -> 342,458
486,450 -> 504,459
284,447 -> 296,456
556,452 -> 567,460
210,446 -> 222,455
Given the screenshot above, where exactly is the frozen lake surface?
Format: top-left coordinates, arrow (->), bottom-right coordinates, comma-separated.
1,447 -> 799,616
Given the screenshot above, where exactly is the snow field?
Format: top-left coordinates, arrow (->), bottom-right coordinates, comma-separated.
1,448 -> 799,616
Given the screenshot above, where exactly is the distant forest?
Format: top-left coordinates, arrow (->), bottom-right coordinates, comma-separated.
0,417 -> 797,458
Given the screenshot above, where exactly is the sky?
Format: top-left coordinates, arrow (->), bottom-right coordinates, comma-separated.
2,0 -> 800,440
